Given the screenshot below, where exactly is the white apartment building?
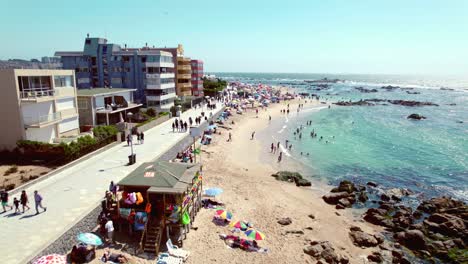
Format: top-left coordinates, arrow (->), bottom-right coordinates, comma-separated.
0,69 -> 79,149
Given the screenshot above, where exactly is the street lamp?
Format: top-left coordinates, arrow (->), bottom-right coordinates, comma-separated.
126,112 -> 136,165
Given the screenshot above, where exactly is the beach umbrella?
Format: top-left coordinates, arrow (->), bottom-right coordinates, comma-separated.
215,209 -> 233,220
33,254 -> 66,264
230,220 -> 248,230
77,232 -> 103,246
204,187 -> 223,197
244,228 -> 266,240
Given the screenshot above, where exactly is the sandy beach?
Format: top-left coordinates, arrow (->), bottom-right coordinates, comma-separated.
182,98 -> 381,264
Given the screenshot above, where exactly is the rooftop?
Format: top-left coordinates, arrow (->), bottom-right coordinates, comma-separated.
118,161 -> 200,194
77,88 -> 136,97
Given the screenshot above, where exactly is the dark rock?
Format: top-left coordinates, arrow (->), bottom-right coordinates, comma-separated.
381,85 -> 400,90
412,210 -> 423,219
394,230 -> 427,250
285,230 -> 304,235
417,196 -> 465,214
277,217 -> 292,226
296,178 -> 312,187
350,226 -> 362,232
304,245 -> 322,257
391,195 -> 402,202
355,87 -> 378,93
323,192 -> 351,205
407,113 -> 426,120
305,227 -> 314,230
400,257 -> 411,264
367,181 -> 378,187
308,214 -> 316,219
379,202 -> 395,211
381,194 -> 391,202
349,227 -> 382,248
272,171 -> 310,187
339,255 -> 349,264
363,208 -> 394,228
358,192 -> 369,203
374,233 -> 385,244
337,180 -> 357,193
367,251 -> 383,263
321,248 -> 338,263
338,198 -> 352,208
336,204 -> 346,210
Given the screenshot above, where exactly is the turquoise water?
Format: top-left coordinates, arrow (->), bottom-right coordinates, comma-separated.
216,73 -> 468,202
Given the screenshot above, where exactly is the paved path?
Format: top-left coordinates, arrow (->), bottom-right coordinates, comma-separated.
0,103 -> 224,264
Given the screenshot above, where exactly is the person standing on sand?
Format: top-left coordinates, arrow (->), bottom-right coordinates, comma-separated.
270,143 -> 274,153
228,132 -> 232,142
277,142 -> 280,150
20,190 -> 30,213
278,152 -> 282,162
34,190 -> 46,214
105,218 -> 114,243
269,115 -> 271,122
289,144 -> 293,151
251,131 -> 255,140
256,109 -> 259,118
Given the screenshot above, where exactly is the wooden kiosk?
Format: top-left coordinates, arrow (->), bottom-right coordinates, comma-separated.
116,161 -> 202,255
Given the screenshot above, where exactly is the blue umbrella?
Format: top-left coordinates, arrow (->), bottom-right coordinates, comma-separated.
208,125 -> 217,130
204,187 -> 223,197
77,233 -> 103,246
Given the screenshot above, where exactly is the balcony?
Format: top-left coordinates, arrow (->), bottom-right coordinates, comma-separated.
55,87 -> 76,98
23,112 -> 62,128
177,65 -> 191,70
146,73 -> 175,79
146,83 -> 175,90
20,89 -> 55,102
177,74 -> 191,79
145,62 -> 174,68
178,83 -> 192,88
146,93 -> 176,102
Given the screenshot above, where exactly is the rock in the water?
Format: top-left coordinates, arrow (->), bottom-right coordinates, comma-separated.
407,113 -> 426,120
358,192 -> 369,203
277,217 -> 292,226
394,230 -> 427,250
380,194 -> 391,202
367,181 -> 378,187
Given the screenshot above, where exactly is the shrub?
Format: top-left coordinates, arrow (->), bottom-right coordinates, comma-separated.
93,125 -> 118,141
29,175 -> 39,180
4,165 -> 18,176
5,183 -> 15,191
146,108 -> 156,117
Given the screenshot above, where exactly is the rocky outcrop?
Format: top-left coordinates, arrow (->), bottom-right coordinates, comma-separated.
381,85 -> 400,90
394,230 -> 427,250
322,192 -> 351,205
303,240 -> 349,263
407,113 -> 426,120
349,226 -> 383,248
355,87 -> 378,93
334,99 -> 439,107
406,91 -> 421,94
271,171 -> 311,187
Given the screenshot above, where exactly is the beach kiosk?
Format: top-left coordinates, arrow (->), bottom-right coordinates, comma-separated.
116,161 -> 202,255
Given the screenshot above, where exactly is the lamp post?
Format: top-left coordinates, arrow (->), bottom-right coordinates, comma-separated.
126,112 -> 135,165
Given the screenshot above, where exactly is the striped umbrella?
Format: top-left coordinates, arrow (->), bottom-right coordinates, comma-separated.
33,254 -> 66,264
215,209 -> 233,220
230,220 -> 248,230
244,228 -> 266,240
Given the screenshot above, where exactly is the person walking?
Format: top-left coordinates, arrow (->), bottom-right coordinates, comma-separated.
105,218 -> 115,243
34,190 -> 46,214
136,132 -> 141,144
251,131 -> 255,140
1,190 -> 12,212
20,190 -> 30,213
228,132 -> 232,142
172,122 -> 175,132
140,132 -> 144,144
13,197 -> 20,214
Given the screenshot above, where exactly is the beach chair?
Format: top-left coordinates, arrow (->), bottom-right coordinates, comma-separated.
157,253 -> 184,264
166,239 -> 190,260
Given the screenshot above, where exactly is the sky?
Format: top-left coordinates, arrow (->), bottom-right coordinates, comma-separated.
1,0 -> 468,75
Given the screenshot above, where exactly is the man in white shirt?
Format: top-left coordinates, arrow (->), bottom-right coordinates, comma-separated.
105,219 -> 114,244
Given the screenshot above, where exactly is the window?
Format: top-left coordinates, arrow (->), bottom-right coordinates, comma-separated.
78,99 -> 88,109
54,76 -> 73,87
102,45 -> 107,54
85,39 -> 91,45
122,56 -> 130,62
142,68 -> 146,73
141,57 -> 147,63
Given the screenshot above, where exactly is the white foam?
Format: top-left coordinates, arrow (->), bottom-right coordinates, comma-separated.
278,125 -> 287,134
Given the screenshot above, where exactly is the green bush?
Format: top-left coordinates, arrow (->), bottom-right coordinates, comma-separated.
4,165 -> 18,176
203,77 -> 227,96
93,125 -> 118,141
146,108 -> 156,117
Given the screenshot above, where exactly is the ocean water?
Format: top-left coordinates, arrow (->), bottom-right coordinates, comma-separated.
215,73 -> 468,202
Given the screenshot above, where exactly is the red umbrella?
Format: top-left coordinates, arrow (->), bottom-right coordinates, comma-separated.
33,254 -> 66,264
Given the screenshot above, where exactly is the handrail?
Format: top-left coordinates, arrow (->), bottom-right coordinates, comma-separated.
139,215 -> 149,251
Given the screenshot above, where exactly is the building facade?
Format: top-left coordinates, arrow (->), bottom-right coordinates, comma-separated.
55,37 -> 176,111
77,88 -> 142,129
176,57 -> 192,97
0,69 -> 79,149
191,60 -> 204,97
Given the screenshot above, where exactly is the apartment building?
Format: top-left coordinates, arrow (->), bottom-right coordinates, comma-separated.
191,59 -> 204,97
55,36 -> 176,110
176,57 -> 192,97
0,69 -> 79,149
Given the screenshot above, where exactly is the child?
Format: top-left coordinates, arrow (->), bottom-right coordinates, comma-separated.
13,197 -> 20,214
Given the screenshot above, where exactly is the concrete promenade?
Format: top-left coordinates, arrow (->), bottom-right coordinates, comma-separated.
0,103 -> 223,264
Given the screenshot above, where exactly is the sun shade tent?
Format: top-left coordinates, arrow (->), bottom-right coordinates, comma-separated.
118,161 -> 200,193
117,161 -> 203,255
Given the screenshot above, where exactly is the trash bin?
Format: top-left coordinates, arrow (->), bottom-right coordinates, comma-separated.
128,154 -> 136,165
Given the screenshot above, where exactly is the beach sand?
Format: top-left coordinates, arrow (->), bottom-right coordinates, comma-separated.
183,99 -> 380,264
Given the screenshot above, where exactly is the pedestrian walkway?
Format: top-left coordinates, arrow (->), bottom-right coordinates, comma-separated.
0,103 -> 224,264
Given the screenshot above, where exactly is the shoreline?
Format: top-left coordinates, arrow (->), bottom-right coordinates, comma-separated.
183,97 -> 380,263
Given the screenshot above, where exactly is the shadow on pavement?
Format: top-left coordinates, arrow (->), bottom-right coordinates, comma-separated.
20,213 -> 40,220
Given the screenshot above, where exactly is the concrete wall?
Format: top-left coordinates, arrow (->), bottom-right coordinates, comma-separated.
25,126 -> 56,143
78,97 -> 95,128
59,116 -> 79,133
0,70 -> 24,149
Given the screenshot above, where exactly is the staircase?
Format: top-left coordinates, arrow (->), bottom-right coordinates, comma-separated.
143,218 -> 164,255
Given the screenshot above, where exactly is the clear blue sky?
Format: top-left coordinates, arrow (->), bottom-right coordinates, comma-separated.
2,0 -> 467,74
